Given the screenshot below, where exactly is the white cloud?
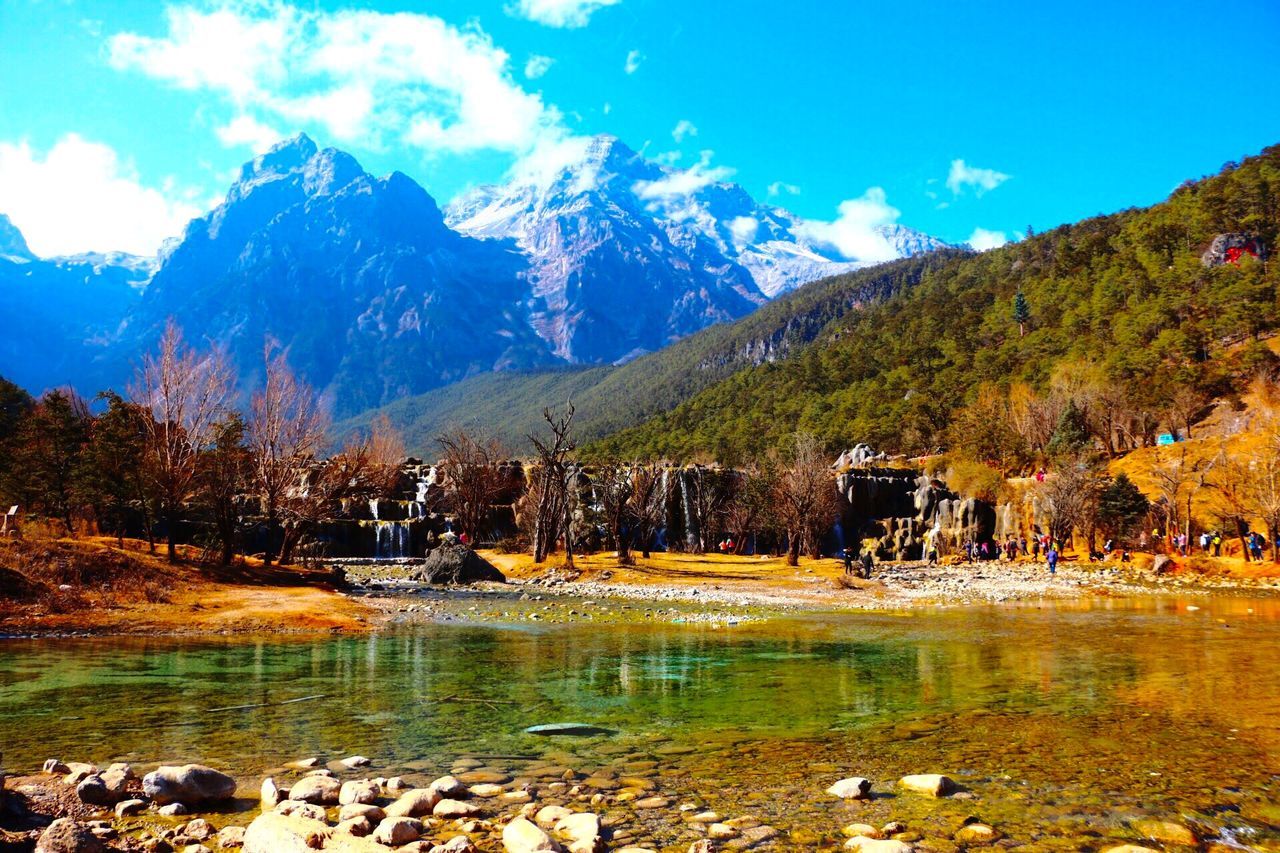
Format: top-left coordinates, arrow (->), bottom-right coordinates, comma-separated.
602,102 -> 611,115
216,114 -> 284,153
509,0 -> 619,28
0,134 -> 201,257
110,4 -> 564,157
633,150 -> 733,200
797,187 -> 901,263
624,49 -> 643,74
729,215 -> 758,245
967,227 -> 1008,251
524,54 -> 553,79
946,159 -> 1010,196
767,181 -> 800,197
672,120 -> 697,143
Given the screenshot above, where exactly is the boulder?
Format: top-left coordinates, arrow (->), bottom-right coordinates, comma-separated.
218,826 -> 246,848
43,759 -> 71,775
142,764 -> 237,805
536,806 -> 573,828
431,837 -> 478,853
340,756 -> 371,769
275,800 -> 328,821
429,775 -> 469,798
242,812 -> 331,853
411,543 -> 505,585
843,824 -> 882,839
954,823 -> 999,845
157,803 -> 188,816
1152,555 -> 1172,575
385,788 -> 442,817
114,799 -> 147,818
687,843 -> 714,853
63,763 -> 99,786
335,816 -> 373,837
827,777 -> 873,799
1101,847 -> 1159,853
325,835 -> 392,853
339,779 -> 381,805
288,774 -> 342,805
185,819 -> 216,840
35,819 -> 105,853
898,774 -> 955,796
339,803 -> 385,822
261,777 -> 283,809
372,817 -> 423,845
556,812 -> 603,853
433,798 -> 480,818
76,776 -> 116,807
503,816 -> 562,852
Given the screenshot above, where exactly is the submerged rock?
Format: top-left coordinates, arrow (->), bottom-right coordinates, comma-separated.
411,543 -> 505,585
898,774 -> 955,796
827,777 -> 873,799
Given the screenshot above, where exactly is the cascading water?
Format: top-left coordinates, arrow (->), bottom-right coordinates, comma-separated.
680,468 -> 700,551
374,521 -> 411,559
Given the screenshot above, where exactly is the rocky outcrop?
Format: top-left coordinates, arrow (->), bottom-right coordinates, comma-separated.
1201,233 -> 1265,267
410,543 -> 505,584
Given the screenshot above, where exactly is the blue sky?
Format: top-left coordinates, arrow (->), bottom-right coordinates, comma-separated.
1,0 -> 1278,257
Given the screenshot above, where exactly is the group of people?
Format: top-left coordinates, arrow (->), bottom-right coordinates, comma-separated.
840,546 -> 876,578
959,533 -> 1064,572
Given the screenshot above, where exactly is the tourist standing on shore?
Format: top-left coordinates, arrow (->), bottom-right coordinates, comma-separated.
1046,545 -> 1059,575
861,549 -> 874,579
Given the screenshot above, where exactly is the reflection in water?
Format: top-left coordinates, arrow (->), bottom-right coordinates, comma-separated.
1,595 -> 1279,847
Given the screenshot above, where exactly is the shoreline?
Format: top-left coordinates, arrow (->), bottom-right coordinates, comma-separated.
6,550 -> 1279,641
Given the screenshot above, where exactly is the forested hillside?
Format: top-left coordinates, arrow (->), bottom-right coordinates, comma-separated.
587,146 -> 1280,464
333,251 -> 965,453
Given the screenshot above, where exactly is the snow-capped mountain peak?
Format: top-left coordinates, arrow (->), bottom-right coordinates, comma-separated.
447,134 -> 948,299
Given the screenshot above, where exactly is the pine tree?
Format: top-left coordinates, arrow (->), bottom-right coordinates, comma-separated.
1097,473 -> 1150,543
1012,290 -> 1031,337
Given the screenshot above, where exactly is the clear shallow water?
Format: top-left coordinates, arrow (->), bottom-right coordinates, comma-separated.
2,596 -> 1279,850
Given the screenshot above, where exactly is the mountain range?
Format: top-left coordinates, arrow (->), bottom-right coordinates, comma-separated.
0,133 -> 946,415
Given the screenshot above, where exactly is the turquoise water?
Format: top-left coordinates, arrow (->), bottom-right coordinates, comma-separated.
2,597 -> 1278,849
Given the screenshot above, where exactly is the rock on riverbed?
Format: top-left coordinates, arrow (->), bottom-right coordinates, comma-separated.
142,764 -> 237,805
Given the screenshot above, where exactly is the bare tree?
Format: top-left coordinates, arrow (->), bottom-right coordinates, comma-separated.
528,403 -> 576,566
723,464 -> 778,555
131,320 -> 235,562
597,463 -> 637,564
248,346 -> 328,565
277,438 -> 378,566
201,413 -> 250,566
773,433 -> 838,566
1152,444 -> 1214,551
436,429 -> 506,544
1037,461 -> 1102,552
628,463 -> 670,559
366,414 -> 406,498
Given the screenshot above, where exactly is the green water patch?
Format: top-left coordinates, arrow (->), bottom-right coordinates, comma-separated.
2,597 -> 1279,849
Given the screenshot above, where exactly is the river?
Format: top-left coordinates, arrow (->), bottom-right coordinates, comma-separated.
2,594 -> 1278,850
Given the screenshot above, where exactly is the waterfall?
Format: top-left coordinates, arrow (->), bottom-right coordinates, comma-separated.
680,468 -> 700,551
369,499 -> 380,521
374,521 -> 410,559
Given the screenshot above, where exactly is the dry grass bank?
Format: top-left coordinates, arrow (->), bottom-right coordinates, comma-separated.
0,536 -> 373,636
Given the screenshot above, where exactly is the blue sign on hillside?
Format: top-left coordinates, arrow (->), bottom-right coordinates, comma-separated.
1157,433 -> 1177,446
